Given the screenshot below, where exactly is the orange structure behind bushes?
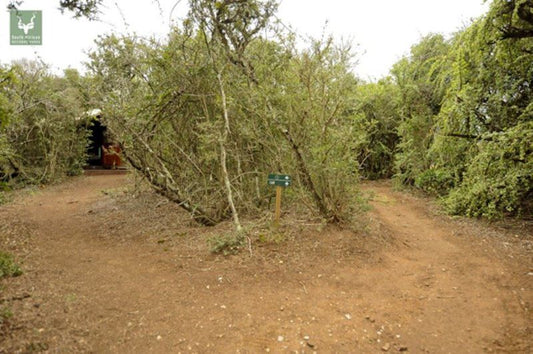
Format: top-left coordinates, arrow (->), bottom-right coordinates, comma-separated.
102,143 -> 122,169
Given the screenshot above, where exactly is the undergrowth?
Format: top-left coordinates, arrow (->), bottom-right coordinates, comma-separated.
0,251 -> 23,278
208,232 -> 246,255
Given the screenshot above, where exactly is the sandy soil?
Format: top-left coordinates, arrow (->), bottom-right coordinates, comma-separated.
0,175 -> 531,353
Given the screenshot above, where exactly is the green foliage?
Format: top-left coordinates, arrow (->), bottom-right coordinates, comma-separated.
354,79 -> 400,179
0,181 -> 10,204
25,342 -> 50,352
487,0 -> 533,40
0,306 -> 13,326
86,3 -> 366,226
444,122 -> 533,218
0,68 -> 14,182
0,68 -> 12,128
267,37 -> 365,223
3,0 -> 527,224
0,61 -> 88,187
58,0 -> 102,19
392,34 -> 450,185
8,1 -> 103,20
0,251 -> 22,278
87,32 -> 244,225
414,168 -> 455,196
257,230 -> 285,244
208,232 -> 246,255
387,0 -> 532,219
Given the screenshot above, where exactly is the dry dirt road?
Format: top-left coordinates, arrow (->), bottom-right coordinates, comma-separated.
0,175 -> 531,353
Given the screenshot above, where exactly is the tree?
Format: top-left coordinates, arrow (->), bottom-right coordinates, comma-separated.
187,0 -> 279,231
353,79 -> 400,179
0,67 -> 15,183
8,0 -> 102,19
86,0 -> 366,226
87,31 -> 263,226
488,0 -> 533,39
391,34 -> 450,187
389,0 -> 533,218
434,5 -> 533,217
0,61 -> 87,185
261,37 -> 364,223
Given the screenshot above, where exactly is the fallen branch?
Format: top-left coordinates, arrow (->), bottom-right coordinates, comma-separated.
0,293 -> 31,303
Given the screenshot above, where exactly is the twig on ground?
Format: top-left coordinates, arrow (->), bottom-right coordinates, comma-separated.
0,293 -> 31,303
299,281 -> 308,294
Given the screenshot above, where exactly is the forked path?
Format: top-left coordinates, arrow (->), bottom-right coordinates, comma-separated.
1,176 -> 531,353
360,182 -> 531,352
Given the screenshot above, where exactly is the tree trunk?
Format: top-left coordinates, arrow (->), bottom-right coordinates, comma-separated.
217,73 -> 243,232
282,128 -> 336,222
123,148 -> 221,226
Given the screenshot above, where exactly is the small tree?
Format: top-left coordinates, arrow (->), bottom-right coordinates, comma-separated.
1,61 -> 87,185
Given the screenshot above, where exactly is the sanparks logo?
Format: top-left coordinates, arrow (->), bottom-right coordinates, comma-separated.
10,10 -> 42,45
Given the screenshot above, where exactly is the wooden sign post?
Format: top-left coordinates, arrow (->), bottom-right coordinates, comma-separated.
275,185 -> 282,221
268,174 -> 291,224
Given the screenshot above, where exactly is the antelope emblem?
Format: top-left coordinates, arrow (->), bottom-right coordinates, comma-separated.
17,13 -> 36,35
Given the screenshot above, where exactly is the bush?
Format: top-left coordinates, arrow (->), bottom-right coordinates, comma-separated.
88,30 -> 366,227
208,232 -> 246,255
1,62 -> 88,187
444,122 -> 533,219
414,168 -> 455,196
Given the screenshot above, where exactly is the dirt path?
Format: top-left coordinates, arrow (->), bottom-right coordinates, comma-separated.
360,182 -> 531,353
1,176 -> 531,353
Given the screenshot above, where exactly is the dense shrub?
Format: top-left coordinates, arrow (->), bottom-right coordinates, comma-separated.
414,168 -> 455,196
354,80 -> 400,179
388,0 -> 532,219
87,5 -> 366,227
0,62 -> 88,186
445,122 -> 533,218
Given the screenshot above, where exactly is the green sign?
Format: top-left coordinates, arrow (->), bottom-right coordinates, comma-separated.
10,10 -> 42,46
268,174 -> 291,187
